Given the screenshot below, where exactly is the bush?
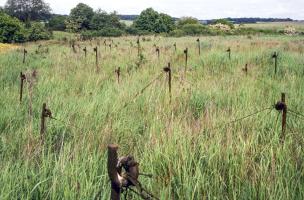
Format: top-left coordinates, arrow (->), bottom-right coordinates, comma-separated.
181,24 -> 209,35
177,17 -> 200,27
168,29 -> 186,37
126,26 -> 140,35
0,12 -> 27,43
28,22 -> 52,41
48,15 -> 67,31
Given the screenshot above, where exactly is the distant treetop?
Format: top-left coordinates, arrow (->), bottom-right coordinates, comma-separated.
4,0 -> 51,22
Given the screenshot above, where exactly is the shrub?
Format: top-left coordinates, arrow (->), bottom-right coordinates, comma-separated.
28,22 -> 52,41
48,15 -> 68,31
125,26 -> 140,35
0,12 -> 27,43
181,24 -> 209,35
177,17 -> 200,27
168,29 -> 186,37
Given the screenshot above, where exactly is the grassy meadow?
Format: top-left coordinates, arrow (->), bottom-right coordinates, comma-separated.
0,34 -> 304,199
244,21 -> 304,32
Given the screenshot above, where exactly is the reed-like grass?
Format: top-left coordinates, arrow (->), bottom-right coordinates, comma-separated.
0,35 -> 303,199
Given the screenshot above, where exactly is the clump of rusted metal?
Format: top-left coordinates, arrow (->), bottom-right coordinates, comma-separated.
274,101 -> 286,111
117,155 -> 139,187
163,67 -> 170,72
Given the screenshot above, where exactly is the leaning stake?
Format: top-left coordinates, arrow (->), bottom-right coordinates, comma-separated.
197,38 -> 201,56
184,48 -> 188,74
23,49 -> 27,64
281,93 -> 287,141
107,144 -> 121,200
164,63 -> 172,101
94,47 -> 99,71
272,52 -> 278,75
19,72 -> 26,103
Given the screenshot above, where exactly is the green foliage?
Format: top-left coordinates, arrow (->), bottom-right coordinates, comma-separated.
69,3 -> 94,31
28,22 -> 52,41
65,18 -> 82,33
168,29 -> 186,37
0,12 -> 26,43
4,0 -> 51,22
90,10 -> 125,30
213,19 -> 235,29
48,15 -> 68,31
133,8 -> 175,33
125,26 -> 140,35
177,17 -> 200,27
181,24 -> 210,35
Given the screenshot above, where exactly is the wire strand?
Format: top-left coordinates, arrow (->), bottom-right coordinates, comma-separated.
115,73 -> 163,113
210,107 -> 273,130
288,109 -> 304,119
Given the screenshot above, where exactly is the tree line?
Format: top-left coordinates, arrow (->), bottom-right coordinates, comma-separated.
0,0 -> 297,43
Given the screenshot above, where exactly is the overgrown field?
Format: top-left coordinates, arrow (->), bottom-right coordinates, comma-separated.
244,21 -> 304,32
0,35 -> 304,199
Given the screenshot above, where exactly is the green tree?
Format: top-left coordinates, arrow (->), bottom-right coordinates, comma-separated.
48,15 -> 68,31
0,11 -> 27,43
155,13 -> 175,33
28,22 -> 52,41
69,3 -> 94,31
133,8 -> 174,33
4,0 -> 51,22
90,10 -> 124,30
177,17 -> 200,27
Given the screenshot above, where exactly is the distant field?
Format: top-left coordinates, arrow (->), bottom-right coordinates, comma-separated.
244,21 -> 304,32
120,20 -> 133,26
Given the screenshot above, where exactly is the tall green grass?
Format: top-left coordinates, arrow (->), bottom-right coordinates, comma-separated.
0,35 -> 303,199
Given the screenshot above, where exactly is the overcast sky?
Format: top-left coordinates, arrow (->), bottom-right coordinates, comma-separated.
0,0 -> 303,20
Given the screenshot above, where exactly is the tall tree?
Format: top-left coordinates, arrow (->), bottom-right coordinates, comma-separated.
69,3 -> 94,30
4,0 -> 51,22
90,10 -> 124,30
133,8 -> 175,33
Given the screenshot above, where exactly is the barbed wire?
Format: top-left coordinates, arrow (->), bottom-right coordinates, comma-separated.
114,72 -> 163,114
209,106 -> 273,131
288,108 -> 304,120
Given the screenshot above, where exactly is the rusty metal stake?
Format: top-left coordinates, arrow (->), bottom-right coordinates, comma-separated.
243,64 -> 248,75
227,47 -> 231,60
272,52 -> 278,75
156,47 -> 160,60
197,38 -> 201,56
281,93 -> 287,141
164,63 -> 172,101
40,103 -> 52,143
23,49 -> 27,64
20,72 -> 26,103
104,40 -> 107,51
107,144 -> 121,200
184,48 -> 188,74
94,47 -> 99,71
83,47 -> 87,58
173,43 -> 177,52
40,103 -> 47,141
115,67 -> 121,84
